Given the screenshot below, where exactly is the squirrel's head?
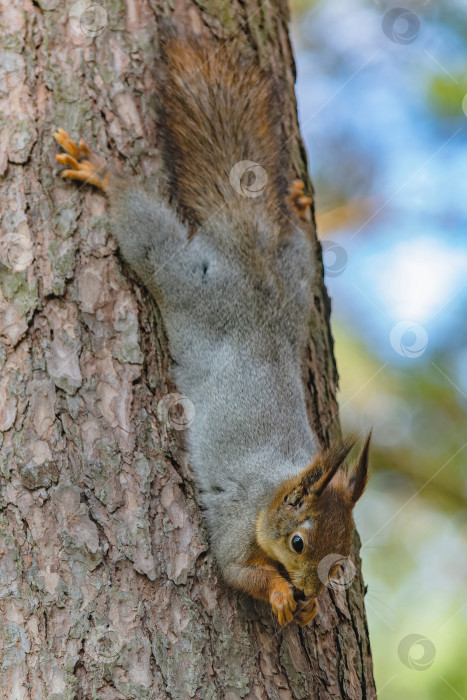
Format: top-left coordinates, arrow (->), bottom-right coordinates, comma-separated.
256,433 -> 371,599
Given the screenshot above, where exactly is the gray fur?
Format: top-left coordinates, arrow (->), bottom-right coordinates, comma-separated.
109,187 -> 317,583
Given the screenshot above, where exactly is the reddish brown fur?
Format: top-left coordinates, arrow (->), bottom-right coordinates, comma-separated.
234,435 -> 369,626
256,435 -> 370,606
157,35 -> 291,232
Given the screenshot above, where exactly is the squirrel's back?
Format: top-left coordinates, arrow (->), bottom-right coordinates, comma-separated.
158,35 -> 290,231
152,38 -> 318,504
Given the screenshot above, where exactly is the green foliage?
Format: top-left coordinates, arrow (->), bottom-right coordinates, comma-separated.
427,76 -> 467,120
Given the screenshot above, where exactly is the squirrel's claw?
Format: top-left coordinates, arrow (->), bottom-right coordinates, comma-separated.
53,128 -> 82,160
55,153 -> 80,170
270,584 -> 297,627
78,137 -> 92,159
53,129 -> 109,192
293,597 -> 318,627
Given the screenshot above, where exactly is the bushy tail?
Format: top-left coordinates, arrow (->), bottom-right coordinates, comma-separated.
157,32 -> 290,230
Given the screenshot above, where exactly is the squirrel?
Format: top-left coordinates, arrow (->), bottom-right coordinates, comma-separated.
52,33 -> 370,627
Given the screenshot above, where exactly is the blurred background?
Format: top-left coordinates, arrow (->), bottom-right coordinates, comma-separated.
291,1 -> 467,697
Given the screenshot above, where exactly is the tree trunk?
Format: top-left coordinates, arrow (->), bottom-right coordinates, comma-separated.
0,0 -> 375,698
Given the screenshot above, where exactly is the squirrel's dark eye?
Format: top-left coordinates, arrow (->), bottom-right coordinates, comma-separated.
291,534 -> 304,554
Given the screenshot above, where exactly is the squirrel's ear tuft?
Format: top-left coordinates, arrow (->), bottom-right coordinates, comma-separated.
347,431 -> 371,503
312,435 -> 357,497
282,461 -> 326,507
282,434 -> 362,506
284,471 -> 321,507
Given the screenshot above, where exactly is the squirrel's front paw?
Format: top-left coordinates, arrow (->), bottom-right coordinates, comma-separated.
53,128 -> 109,191
293,597 -> 318,627
270,582 -> 297,626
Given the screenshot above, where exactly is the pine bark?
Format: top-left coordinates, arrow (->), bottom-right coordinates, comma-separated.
0,0 -> 375,698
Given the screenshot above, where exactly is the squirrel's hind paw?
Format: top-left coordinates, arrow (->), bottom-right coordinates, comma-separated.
53,129 -> 109,192
288,179 -> 312,222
